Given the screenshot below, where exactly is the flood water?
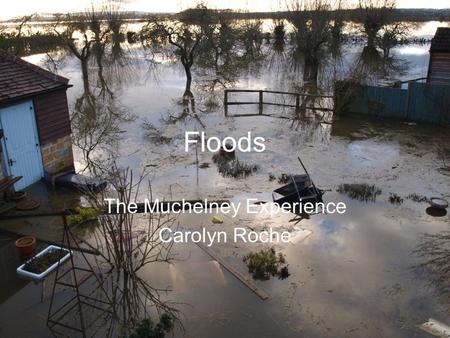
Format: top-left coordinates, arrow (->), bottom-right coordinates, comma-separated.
1,20 -> 449,337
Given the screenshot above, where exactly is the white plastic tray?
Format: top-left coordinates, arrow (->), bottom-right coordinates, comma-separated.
16,245 -> 71,281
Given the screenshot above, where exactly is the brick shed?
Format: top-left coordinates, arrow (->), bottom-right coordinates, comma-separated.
0,49 -> 74,190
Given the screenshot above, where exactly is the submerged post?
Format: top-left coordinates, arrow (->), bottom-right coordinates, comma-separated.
224,90 -> 229,116
259,90 -> 263,115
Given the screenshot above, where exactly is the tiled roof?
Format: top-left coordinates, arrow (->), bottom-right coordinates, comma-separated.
430,27 -> 450,53
0,49 -> 70,104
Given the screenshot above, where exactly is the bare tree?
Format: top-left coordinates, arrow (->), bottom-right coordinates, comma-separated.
198,16 -> 237,72
273,19 -> 286,53
142,21 -> 204,98
53,14 -> 95,90
238,20 -> 264,58
286,0 -> 333,84
106,1 -> 125,59
357,0 -> 396,50
377,22 -> 410,58
70,165 -> 180,335
0,14 -> 35,55
330,0 -> 346,57
71,64 -> 135,174
53,6 -> 112,91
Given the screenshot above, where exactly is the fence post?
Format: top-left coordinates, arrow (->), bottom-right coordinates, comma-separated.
259,90 -> 263,115
224,90 -> 228,116
404,81 -> 412,120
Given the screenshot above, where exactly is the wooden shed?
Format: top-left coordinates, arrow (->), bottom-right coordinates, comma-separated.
0,49 -> 74,190
427,27 -> 450,85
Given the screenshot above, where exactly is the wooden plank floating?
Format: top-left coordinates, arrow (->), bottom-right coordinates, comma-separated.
0,209 -> 77,220
196,242 -> 270,301
417,318 -> 450,337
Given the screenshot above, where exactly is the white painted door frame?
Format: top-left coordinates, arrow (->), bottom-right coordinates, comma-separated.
0,100 -> 44,190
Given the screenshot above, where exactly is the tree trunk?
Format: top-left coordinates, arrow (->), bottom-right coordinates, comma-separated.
81,60 -> 90,92
183,62 -> 192,98
367,33 -> 376,49
303,54 -> 319,84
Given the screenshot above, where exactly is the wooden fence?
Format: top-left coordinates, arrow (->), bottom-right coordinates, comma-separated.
335,80 -> 450,124
224,89 -> 334,117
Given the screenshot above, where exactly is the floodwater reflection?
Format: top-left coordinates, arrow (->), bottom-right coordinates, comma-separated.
9,17 -> 450,338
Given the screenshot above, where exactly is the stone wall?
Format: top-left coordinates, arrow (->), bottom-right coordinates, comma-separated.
40,135 -> 74,175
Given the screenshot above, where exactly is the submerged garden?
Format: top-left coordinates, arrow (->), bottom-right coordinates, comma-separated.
0,0 -> 450,337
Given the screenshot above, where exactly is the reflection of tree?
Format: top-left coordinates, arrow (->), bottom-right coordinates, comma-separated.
350,45 -> 408,83
273,20 -> 286,54
287,84 -> 333,144
198,16 -> 237,72
71,53 -> 135,174
49,5 -> 140,175
357,0 -> 396,51
238,20 -> 264,58
195,18 -> 266,105
72,91 -> 128,174
77,166 -> 180,336
414,232 -> 450,311
162,93 -> 205,129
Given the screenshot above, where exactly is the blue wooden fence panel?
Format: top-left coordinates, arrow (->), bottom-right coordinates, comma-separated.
347,86 -> 407,119
343,82 -> 450,124
406,82 -> 450,124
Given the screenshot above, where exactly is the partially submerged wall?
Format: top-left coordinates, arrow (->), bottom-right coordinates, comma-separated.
33,89 -> 75,178
40,134 -> 74,176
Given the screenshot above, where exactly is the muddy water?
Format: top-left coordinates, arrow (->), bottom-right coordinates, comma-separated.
10,26 -> 450,337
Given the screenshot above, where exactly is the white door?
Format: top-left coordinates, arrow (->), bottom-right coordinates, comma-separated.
0,101 -> 44,190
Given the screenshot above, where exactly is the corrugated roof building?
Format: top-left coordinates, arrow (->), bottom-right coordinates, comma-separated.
0,49 -> 74,190
427,27 -> 450,85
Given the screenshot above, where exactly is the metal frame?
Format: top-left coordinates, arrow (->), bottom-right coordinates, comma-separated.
46,212 -> 114,338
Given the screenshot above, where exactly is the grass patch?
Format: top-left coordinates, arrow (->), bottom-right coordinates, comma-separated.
142,121 -> 172,145
389,193 -> 404,205
407,193 -> 429,203
67,207 -> 99,226
128,313 -> 174,338
243,247 -> 289,281
268,173 -> 291,184
213,154 -> 258,178
337,183 -> 382,202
